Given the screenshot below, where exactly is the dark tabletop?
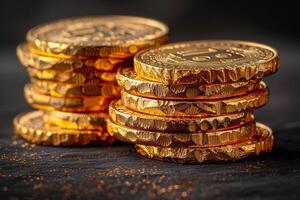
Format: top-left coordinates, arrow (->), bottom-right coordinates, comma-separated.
1,1 -> 300,199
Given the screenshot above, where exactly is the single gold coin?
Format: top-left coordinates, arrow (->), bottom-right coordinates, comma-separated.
107,118 -> 256,147
135,122 -> 274,164
13,111 -> 115,146
134,40 -> 279,84
24,84 -> 115,112
109,100 -> 254,133
117,67 -> 261,100
44,110 -> 107,130
27,16 -> 169,58
27,67 -> 116,84
121,82 -> 269,117
31,78 -> 121,98
17,43 -> 130,72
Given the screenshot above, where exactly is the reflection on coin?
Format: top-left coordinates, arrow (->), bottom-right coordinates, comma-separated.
24,84 -> 115,112
17,43 -> 131,71
134,40 -> 279,84
121,82 -> 269,117
13,111 -> 115,146
27,67 -> 116,84
135,122 -> 274,163
31,78 -> 121,97
107,118 -> 256,147
117,67 -> 261,100
44,110 -> 108,130
27,16 -> 169,58
109,100 -> 254,133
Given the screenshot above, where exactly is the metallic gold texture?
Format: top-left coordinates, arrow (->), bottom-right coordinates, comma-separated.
117,67 -> 261,100
135,123 -> 274,164
27,16 -> 169,58
107,118 -> 256,147
44,110 -> 108,130
24,84 -> 115,112
13,111 -> 115,146
134,40 -> 279,84
109,100 -> 254,133
121,82 -> 269,117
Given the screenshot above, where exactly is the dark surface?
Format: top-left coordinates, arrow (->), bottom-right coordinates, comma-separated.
1,1 -> 300,199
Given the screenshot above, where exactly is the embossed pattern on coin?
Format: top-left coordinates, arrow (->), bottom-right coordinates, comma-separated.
24,84 -> 115,112
135,123 -> 273,163
13,111 -> 115,146
109,100 -> 254,133
44,110 -> 108,130
134,40 -> 279,84
121,82 -> 269,117
27,16 -> 169,58
117,67 -> 261,100
108,118 -> 256,147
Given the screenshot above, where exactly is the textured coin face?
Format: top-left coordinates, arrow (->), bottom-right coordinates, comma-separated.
27,16 -> 169,58
13,111 -> 115,146
135,40 -> 279,83
135,122 -> 274,164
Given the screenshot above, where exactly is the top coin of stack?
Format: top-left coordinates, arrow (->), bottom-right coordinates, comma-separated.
14,16 -> 169,146
108,40 -> 279,163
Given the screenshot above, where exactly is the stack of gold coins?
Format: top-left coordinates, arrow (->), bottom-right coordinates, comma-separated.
108,40 -> 279,163
14,16 -> 169,146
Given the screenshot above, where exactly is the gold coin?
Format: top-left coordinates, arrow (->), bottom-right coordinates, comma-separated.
117,67 -> 261,100
121,82 -> 269,117
107,118 -> 256,147
109,100 -> 254,133
44,110 -> 107,130
31,78 -> 121,97
27,16 -> 169,58
135,122 -> 274,163
134,40 -> 279,84
24,84 -> 114,112
17,43 -> 131,72
27,67 -> 116,84
13,111 -> 115,146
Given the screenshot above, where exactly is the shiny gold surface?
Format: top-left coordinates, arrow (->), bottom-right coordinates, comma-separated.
107,118 -> 256,147
109,100 -> 254,132
31,78 -> 121,97
27,16 -> 169,58
44,110 -> 107,130
135,122 -> 274,163
24,84 -> 114,112
13,111 -> 115,146
134,40 -> 279,84
117,67 -> 261,100
17,43 -> 130,72
27,67 -> 116,84
121,82 -> 269,117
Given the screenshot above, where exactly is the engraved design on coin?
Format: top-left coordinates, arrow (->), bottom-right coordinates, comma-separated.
136,41 -> 276,69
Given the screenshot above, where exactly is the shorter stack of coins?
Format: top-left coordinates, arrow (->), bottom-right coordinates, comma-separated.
14,16 -> 169,146
108,40 -> 279,163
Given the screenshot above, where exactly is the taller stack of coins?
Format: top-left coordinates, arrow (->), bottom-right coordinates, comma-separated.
14,16 -> 169,146
108,40 -> 279,163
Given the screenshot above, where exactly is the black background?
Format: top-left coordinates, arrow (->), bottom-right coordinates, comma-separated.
0,1 -> 300,199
